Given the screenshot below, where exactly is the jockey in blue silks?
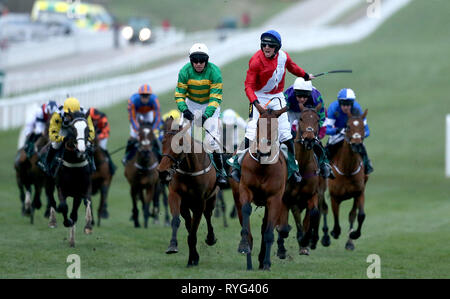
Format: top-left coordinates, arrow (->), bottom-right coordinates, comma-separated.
122,84 -> 162,165
324,88 -> 373,174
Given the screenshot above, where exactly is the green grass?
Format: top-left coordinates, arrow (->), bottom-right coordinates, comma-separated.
1,0 -> 450,278
106,0 -> 294,32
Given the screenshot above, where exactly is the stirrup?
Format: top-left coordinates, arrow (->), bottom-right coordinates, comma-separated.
230,169 -> 240,183
290,171 -> 302,183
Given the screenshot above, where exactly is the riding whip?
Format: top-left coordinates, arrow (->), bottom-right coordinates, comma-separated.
313,69 -> 353,78
109,145 -> 126,155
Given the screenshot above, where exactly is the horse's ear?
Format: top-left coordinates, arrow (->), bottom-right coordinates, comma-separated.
316,102 -> 322,113
299,103 -> 305,112
345,110 -> 353,119
362,109 -> 368,119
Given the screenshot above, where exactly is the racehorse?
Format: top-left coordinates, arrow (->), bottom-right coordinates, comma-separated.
277,103 -> 322,257
328,109 -> 369,250
14,121 -> 55,224
237,106 -> 290,270
91,139 -> 115,227
47,110 -> 94,247
158,117 -> 219,267
124,121 -> 159,228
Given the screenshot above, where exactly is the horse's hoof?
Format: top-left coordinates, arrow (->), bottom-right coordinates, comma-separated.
205,237 -> 217,246
331,229 -> 340,239
263,264 -> 271,271
310,242 -> 317,250
345,241 -> 355,251
84,227 -> 93,235
134,222 -> 141,228
100,209 -> 109,219
166,246 -> 178,254
33,200 -> 42,210
349,231 -> 361,240
49,223 -> 57,229
321,235 -> 331,247
299,247 -> 310,255
63,219 -> 73,228
277,249 -> 287,260
238,242 -> 251,254
69,243 -> 75,248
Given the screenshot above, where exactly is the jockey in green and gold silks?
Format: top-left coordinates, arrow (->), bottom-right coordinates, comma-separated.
174,43 -> 227,188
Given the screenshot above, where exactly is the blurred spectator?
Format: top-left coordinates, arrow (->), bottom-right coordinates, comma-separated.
162,18 -> 171,32
0,2 -> 9,16
241,12 -> 250,28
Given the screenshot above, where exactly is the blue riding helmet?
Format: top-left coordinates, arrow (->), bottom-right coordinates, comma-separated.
260,30 -> 282,52
337,88 -> 355,105
46,100 -> 58,115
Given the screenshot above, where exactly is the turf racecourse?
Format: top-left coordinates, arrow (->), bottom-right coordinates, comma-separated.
1,0 -> 449,278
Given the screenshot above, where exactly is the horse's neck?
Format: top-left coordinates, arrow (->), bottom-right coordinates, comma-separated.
181,151 -> 209,172
334,141 -> 361,173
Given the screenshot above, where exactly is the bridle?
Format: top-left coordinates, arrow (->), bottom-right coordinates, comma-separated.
294,108 -> 320,148
161,129 -> 212,176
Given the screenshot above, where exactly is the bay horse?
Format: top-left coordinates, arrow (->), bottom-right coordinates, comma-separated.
124,121 -> 159,228
158,117 -> 218,267
48,111 -> 94,247
277,103 -> 322,257
237,106 -> 290,271
91,139 -> 115,227
14,121 -> 55,224
328,109 -> 369,250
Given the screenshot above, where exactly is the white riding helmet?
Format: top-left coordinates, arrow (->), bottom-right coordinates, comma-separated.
222,109 -> 237,125
293,77 -> 312,91
189,43 -> 209,56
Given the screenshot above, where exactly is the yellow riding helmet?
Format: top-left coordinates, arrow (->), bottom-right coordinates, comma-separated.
163,109 -> 181,120
63,97 -> 81,113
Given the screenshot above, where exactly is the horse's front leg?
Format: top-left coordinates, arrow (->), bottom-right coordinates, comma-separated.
98,183 -> 110,226
238,186 -> 253,270
58,188 -> 72,228
204,194 -> 218,246
166,190 -> 181,254
276,203 -> 291,260
319,190 -> 331,247
83,198 -> 93,235
308,194 -> 320,250
143,186 -> 154,229
347,193 -> 366,250
130,186 -> 140,228
186,206 -> 203,267
330,196 -> 342,239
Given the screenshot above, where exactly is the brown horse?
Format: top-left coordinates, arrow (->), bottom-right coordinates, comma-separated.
276,103 -> 322,258
91,141 -> 115,227
236,106 -> 290,270
124,121 -> 159,228
14,124 -> 55,224
328,109 -> 369,250
158,117 -> 218,267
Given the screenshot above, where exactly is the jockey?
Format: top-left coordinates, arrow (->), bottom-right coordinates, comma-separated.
122,84 -> 162,165
23,100 -> 58,157
220,108 -> 247,153
88,107 -> 116,174
284,77 -> 334,179
39,97 -> 95,177
231,29 -> 315,183
174,42 -> 227,188
324,88 -> 373,174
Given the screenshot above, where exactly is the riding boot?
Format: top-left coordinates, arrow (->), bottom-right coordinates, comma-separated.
212,152 -> 228,188
283,139 -> 302,183
230,137 -> 250,183
313,142 -> 335,179
41,146 -> 58,176
359,143 -> 374,174
122,138 -> 138,165
102,149 -> 116,176
152,139 -> 163,162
